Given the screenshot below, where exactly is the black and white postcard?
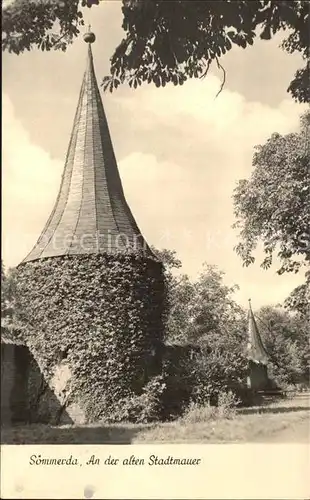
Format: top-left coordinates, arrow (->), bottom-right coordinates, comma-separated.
1,1 -> 309,498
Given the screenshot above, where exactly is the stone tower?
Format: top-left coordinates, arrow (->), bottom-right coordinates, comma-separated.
15,32 -> 165,424
24,32 -> 152,262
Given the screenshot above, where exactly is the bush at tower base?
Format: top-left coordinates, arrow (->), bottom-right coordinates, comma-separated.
13,253 -> 165,424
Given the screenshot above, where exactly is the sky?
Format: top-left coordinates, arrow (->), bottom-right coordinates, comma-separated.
2,1 -> 308,309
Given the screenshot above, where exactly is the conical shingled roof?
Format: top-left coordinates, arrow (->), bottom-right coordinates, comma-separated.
247,300 -> 269,365
23,35 -> 152,263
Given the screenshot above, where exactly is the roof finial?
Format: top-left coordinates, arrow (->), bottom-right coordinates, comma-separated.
83,25 -> 96,44
248,298 -> 252,310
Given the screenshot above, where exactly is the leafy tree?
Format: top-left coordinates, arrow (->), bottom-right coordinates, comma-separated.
187,265 -> 246,344
1,262 -> 18,340
1,261 -> 8,319
2,0 -> 84,53
164,273 -> 195,345
151,246 -> 182,277
189,329 -> 248,405
257,305 -> 309,387
2,0 -> 309,102
152,247 -> 247,346
183,265 -> 248,403
1,261 -> 11,322
233,111 -> 310,276
150,246 -> 184,341
285,270 -> 310,319
153,250 -> 249,403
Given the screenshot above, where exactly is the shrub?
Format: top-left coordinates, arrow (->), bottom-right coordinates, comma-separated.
160,343 -> 201,419
105,375 -> 167,424
180,390 -> 240,423
217,390 -> 241,418
187,338 -> 248,407
159,334 -> 248,419
180,402 -> 217,424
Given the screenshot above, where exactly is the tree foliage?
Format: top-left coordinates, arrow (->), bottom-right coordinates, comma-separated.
166,264 -> 246,346
257,305 -> 309,387
233,111 -> 310,276
103,0 -> 309,102
152,248 -> 247,345
153,251 -> 249,404
2,1 -> 309,102
2,0 -> 84,53
171,264 -> 248,404
1,261 -> 19,340
1,261 -> 7,318
284,270 -> 310,319
156,246 -> 309,400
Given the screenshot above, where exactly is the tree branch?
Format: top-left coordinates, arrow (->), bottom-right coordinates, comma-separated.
215,56 -> 226,98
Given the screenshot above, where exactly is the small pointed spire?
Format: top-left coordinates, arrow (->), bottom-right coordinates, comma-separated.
247,299 -> 269,365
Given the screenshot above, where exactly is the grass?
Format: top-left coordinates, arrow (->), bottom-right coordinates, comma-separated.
1,393 -> 309,445
135,406 -> 309,443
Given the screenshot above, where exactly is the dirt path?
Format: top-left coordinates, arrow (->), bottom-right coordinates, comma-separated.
267,416 -> 309,442
264,392 -> 310,443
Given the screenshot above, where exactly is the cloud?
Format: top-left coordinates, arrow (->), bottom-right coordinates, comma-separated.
114,74 -> 305,202
2,94 -> 63,266
115,77 -> 306,306
115,74 -> 303,136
